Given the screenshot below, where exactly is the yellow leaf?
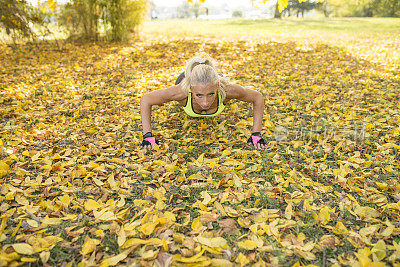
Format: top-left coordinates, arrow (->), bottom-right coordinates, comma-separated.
371,240 -> 386,261
224,206 -> 239,217
108,173 -> 118,189
197,153 -> 205,163
122,238 -> 163,249
90,161 -> 100,169
12,243 -> 35,255
117,227 -> 126,247
201,191 -> 212,206
238,217 -> 251,228
21,257 -> 37,262
140,249 -> 158,260
174,248 -> 206,263
15,195 -> 29,206
356,248 -> 372,267
238,240 -> 258,250
354,206 -> 380,219
81,238 -> 100,255
84,199 -> 101,211
221,150 -> 231,157
41,217 -> 62,226
140,222 -> 157,236
381,220 -> 394,237
93,209 -> 117,222
164,211 -> 176,223
40,251 -> 50,264
100,250 -> 129,266
285,202 -> 293,220
0,160 -> 9,177
191,217 -> 204,232
295,249 -> 316,261
26,219 -> 39,228
211,259 -> 234,266
333,221 -> 348,235
61,194 -> 71,209
32,152 -> 41,162
194,236 -> 227,248
196,200 -> 210,212
214,202 -> 227,216
359,225 -> 378,237
277,0 -> 289,13
236,252 -> 250,267
319,206 -> 331,225
92,177 -> 104,186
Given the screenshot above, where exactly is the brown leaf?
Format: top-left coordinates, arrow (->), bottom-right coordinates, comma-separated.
218,218 -> 239,234
155,252 -> 172,267
200,213 -> 217,224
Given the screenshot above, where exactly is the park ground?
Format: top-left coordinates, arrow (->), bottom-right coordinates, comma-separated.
0,18 -> 400,266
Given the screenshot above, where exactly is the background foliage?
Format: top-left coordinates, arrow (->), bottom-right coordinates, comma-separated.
57,0 -> 149,41
0,0 -> 46,39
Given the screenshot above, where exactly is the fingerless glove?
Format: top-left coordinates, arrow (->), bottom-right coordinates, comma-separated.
247,132 -> 265,146
141,132 -> 160,147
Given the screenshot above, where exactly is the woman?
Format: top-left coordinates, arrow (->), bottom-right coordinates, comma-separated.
140,53 -> 266,150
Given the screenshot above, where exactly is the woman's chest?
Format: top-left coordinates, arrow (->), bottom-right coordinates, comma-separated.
177,96 -> 228,114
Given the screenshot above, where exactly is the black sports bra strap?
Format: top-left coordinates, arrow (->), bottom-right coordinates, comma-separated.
175,72 -> 185,85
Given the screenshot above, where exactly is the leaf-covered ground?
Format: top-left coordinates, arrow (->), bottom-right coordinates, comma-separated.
0,33 -> 400,266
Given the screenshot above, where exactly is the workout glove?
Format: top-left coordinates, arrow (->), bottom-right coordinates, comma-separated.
141,132 -> 160,148
247,132 -> 265,147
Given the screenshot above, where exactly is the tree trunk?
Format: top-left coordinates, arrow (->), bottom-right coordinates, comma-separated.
274,3 -> 282,18
390,0 -> 398,17
323,0 -> 329,17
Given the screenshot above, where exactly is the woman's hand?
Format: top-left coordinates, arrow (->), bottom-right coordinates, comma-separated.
141,132 -> 161,150
247,132 -> 266,150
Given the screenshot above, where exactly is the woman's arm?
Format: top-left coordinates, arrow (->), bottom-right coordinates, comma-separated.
226,84 -> 265,149
140,85 -> 184,147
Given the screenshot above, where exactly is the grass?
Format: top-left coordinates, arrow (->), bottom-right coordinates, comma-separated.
141,17 -> 400,38
141,17 -> 400,71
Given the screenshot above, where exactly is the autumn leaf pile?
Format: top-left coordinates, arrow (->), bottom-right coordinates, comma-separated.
0,34 -> 399,266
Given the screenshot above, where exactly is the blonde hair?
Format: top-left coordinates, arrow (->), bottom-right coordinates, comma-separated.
181,53 -> 229,101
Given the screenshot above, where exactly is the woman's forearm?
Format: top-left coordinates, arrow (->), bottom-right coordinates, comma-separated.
140,95 -> 153,134
252,93 -> 264,133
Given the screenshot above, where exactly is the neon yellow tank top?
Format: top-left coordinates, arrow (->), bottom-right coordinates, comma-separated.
183,91 -> 225,117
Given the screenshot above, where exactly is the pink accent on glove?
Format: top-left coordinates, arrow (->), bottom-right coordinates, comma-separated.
251,135 -> 262,145
145,137 -> 156,145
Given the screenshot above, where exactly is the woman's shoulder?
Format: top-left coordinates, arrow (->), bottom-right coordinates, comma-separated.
225,83 -> 246,100
167,84 -> 188,102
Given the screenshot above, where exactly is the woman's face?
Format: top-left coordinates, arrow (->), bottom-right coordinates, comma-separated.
191,83 -> 218,110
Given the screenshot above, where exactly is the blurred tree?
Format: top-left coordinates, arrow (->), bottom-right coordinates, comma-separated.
329,0 -> 374,16
191,1 -> 201,18
251,0 -> 290,14
373,0 -> 399,17
58,0 -> 148,41
316,0 -> 333,17
188,0 -> 207,18
286,0 -> 322,17
177,1 -> 191,18
0,0 -> 45,38
232,9 -> 244,17
329,0 -> 400,17
104,0 -> 149,41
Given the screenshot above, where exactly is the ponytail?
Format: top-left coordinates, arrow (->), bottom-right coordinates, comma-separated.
181,53 -> 229,101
